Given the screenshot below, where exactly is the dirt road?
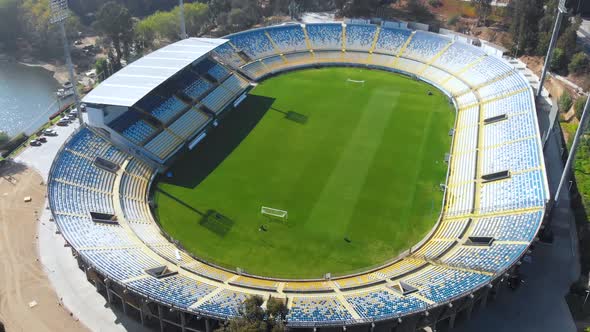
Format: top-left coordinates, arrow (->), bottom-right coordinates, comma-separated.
0,163 -> 87,331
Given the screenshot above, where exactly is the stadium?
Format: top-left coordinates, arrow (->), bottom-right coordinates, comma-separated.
47,19 -> 550,331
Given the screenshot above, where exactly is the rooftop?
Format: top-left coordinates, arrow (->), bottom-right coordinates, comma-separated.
82,38 -> 228,107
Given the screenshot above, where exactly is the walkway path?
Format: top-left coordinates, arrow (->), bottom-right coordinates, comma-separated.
13,119 -> 144,332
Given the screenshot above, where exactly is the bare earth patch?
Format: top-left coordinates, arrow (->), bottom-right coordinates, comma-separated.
0,163 -> 87,332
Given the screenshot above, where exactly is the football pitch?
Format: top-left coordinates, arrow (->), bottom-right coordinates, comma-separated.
154,67 -> 455,278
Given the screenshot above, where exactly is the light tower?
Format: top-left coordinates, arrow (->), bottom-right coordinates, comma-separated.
50,0 -> 83,125
537,0 -> 567,98
554,96 -> 590,205
178,0 -> 187,39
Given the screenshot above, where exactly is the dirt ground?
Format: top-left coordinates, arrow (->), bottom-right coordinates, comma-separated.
0,163 -> 87,332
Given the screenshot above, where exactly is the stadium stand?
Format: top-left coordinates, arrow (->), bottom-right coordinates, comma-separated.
287,297 -> 353,323
49,21 -> 549,329
346,290 -> 427,320
266,25 -> 307,53
345,24 -> 377,51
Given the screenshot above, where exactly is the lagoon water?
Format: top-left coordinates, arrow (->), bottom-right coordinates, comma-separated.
0,61 -> 61,136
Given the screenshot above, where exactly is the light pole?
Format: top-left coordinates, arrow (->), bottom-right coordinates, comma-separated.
50,0 -> 83,125
178,0 -> 187,39
554,95 -> 590,205
537,0 -> 567,98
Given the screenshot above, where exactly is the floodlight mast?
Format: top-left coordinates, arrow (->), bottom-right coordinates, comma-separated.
554,95 -> 590,206
50,0 -> 83,125
178,0 -> 187,39
537,0 -> 567,98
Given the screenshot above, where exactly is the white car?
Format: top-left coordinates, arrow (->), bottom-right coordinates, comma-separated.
43,129 -> 58,136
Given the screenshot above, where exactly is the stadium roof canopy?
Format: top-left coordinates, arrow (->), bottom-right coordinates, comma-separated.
82,38 -> 228,107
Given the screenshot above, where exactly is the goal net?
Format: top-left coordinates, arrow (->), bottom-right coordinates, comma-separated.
261,206 -> 288,220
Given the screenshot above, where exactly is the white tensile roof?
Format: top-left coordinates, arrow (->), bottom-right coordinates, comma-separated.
83,38 -> 228,107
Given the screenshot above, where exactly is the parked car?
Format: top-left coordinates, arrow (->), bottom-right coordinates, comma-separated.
29,139 -> 41,146
37,137 -> 47,143
57,120 -> 69,126
43,129 -> 58,136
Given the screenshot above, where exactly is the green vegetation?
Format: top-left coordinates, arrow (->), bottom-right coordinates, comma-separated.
569,52 -> 590,75
550,48 -> 565,71
0,0 -> 18,50
93,1 -> 133,69
216,296 -> 287,332
155,68 -> 454,278
447,14 -> 460,26
135,2 -> 209,48
7,0 -> 81,58
94,58 -> 110,81
559,92 -> 573,112
472,0 -> 491,26
575,97 -> 588,120
574,136 -> 590,214
509,0 -> 584,75
0,131 -> 9,147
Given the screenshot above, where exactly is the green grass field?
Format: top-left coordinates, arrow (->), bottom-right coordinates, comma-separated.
155,68 -> 455,278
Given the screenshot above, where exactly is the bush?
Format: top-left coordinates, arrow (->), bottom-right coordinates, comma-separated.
575,96 -> 588,120
550,48 -> 566,72
447,14 -> 460,26
0,131 -> 9,148
428,0 -> 442,7
0,133 -> 27,157
569,52 -> 590,75
559,92 -> 573,112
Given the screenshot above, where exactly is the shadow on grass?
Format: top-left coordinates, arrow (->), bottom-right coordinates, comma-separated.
200,209 -> 234,237
156,188 -> 205,216
157,189 -> 234,237
161,95 -> 275,189
270,107 -> 308,124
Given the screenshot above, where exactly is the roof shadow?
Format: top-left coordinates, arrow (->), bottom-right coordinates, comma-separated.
158,94 -> 275,189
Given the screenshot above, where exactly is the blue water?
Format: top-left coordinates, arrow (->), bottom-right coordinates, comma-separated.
0,61 -> 62,136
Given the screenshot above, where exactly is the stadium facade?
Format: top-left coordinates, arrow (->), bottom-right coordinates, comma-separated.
48,20 -> 550,331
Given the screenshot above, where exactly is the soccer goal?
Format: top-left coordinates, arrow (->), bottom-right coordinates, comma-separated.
346,79 -> 365,86
261,206 -> 288,220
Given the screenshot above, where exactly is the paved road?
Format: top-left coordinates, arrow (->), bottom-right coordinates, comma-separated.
15,120 -> 145,332
578,19 -> 590,53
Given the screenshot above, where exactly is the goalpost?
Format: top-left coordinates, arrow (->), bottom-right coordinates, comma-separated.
261,206 -> 288,220
346,78 -> 365,86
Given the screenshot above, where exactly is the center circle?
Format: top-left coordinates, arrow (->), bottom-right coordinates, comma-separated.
154,67 -> 454,279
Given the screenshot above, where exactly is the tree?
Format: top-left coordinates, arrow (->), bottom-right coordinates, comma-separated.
559,92 -> 573,112
18,0 -> 82,59
0,0 -> 19,51
0,131 -> 10,148
94,58 -> 109,81
266,297 -> 288,322
287,1 -> 303,20
550,48 -> 566,72
575,96 -> 588,120
472,0 -> 492,26
209,0 -> 232,25
556,16 -> 582,61
405,0 -> 435,22
340,0 -> 381,17
508,0 -> 543,56
93,2 -> 133,68
447,14 -> 460,26
569,52 -> 589,75
215,296 -> 287,332
183,2 -> 210,36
